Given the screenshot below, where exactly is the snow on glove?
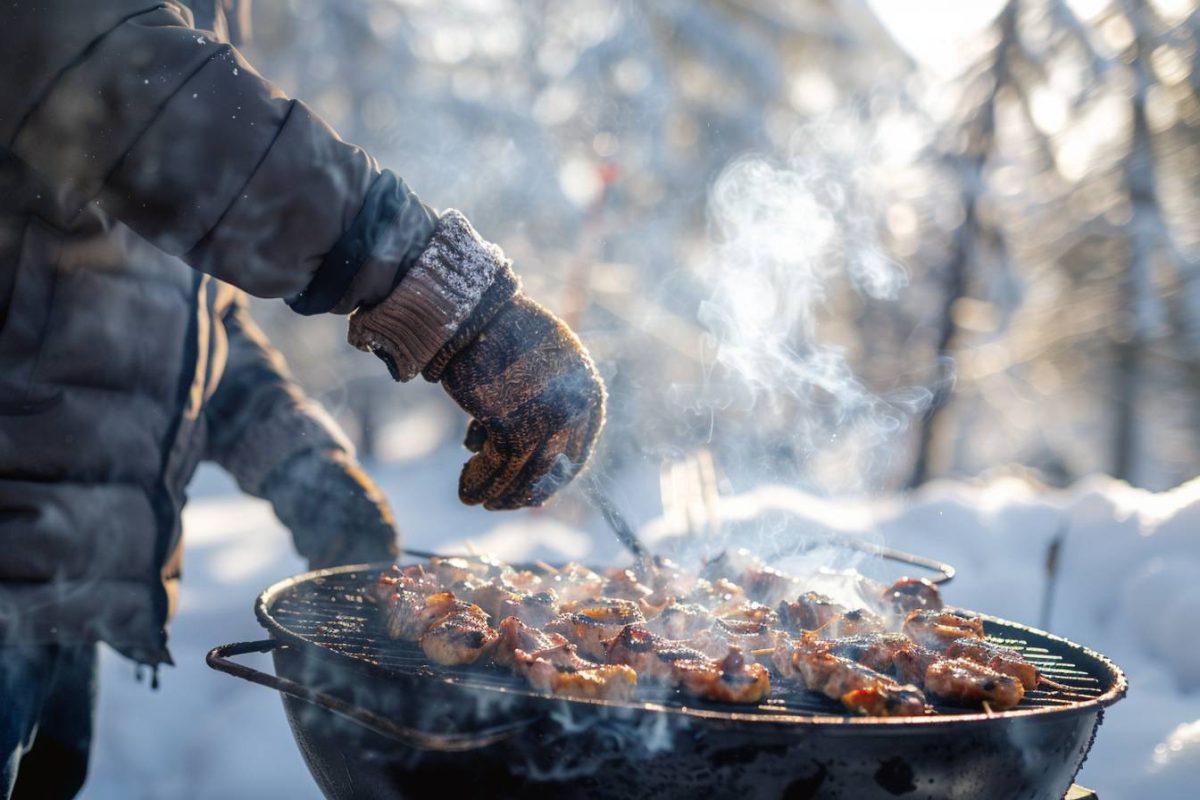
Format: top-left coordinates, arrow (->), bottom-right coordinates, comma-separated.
346,210 -> 605,510
262,448 -> 400,569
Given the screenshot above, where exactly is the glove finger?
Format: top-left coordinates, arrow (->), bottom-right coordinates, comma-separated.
464,419 -> 488,453
485,443 -> 575,511
482,386 -> 606,510
459,438 -> 530,507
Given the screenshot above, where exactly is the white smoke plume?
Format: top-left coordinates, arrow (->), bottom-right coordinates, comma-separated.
693,117 -> 933,496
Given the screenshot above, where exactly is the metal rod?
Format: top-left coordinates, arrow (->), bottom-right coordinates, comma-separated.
582,474 -> 654,571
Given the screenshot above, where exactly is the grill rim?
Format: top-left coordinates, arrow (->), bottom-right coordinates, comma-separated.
254,560 -> 1128,731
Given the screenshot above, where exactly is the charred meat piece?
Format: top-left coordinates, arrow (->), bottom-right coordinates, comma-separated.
921,658 -> 1025,710
419,599 -> 497,666
826,633 -> 914,673
778,592 -> 846,633
496,618 -> 637,700
546,598 -> 645,659
892,643 -> 941,686
645,557 -> 700,598
545,563 -> 607,604
606,626 -> 769,704
880,577 -> 943,614
500,569 -> 545,593
605,625 -> 707,682
513,649 -> 638,701
691,617 -> 777,659
944,638 -> 1040,690
683,577 -> 747,610
790,639 -> 926,717
603,568 -> 654,601
817,608 -> 887,640
673,647 -> 770,705
375,563 -> 443,595
903,609 -> 985,649
377,590 -> 459,640
492,616 -> 568,668
701,549 -> 798,605
646,602 -> 712,640
498,590 -> 560,629
454,581 -> 521,622
712,598 -> 778,626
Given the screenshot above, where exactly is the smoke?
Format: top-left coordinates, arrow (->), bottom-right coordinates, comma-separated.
690,117 -> 933,496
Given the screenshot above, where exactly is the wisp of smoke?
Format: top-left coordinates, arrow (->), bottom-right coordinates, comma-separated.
694,118 -> 932,496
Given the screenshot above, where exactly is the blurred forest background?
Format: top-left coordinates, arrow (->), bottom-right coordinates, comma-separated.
240,0 -> 1200,498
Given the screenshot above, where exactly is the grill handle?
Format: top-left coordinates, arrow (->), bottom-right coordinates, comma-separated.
206,640 -> 535,752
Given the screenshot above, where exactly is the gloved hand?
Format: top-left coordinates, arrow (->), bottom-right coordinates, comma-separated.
261,448 -> 400,569
431,294 -> 606,510
347,210 -> 605,510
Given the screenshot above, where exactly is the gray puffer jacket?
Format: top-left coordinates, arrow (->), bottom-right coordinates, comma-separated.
0,1 -> 439,667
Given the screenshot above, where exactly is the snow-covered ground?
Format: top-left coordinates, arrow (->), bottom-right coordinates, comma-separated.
80,445 -> 1200,799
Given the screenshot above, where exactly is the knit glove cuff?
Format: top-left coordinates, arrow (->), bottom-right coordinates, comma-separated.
347,210 -> 515,382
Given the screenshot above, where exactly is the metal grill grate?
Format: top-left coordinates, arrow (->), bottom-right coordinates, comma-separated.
261,568 -> 1109,720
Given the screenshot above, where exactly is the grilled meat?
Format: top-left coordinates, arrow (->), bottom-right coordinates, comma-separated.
944,638 -> 1040,689
603,567 -> 654,601
903,609 -> 985,649
421,607 -> 497,665
495,617 -> 638,700
673,647 -> 770,704
646,602 -> 712,640
691,617 -> 777,659
544,563 -> 607,604
514,649 -> 638,701
778,592 -> 845,633
498,590 -> 560,628
826,633 -> 914,673
606,625 -> 769,704
546,598 -> 645,659
789,637 -> 926,717
493,616 -> 568,668
880,577 -> 943,614
377,590 -> 459,640
702,549 -> 799,605
817,608 -> 888,640
922,658 -> 1025,710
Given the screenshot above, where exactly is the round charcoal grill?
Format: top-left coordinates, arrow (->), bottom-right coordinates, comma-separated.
208,557 -> 1126,800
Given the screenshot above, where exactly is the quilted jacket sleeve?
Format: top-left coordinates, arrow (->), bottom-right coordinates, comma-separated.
0,1 -> 435,314
204,290 -> 350,496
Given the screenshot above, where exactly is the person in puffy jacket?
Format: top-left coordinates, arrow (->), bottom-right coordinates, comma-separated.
0,2 -> 606,797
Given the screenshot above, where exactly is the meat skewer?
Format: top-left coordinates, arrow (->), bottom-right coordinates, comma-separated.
545,598 -> 646,659
606,625 -> 770,704
494,617 -> 638,701
777,634 -> 927,717
374,588 -> 498,666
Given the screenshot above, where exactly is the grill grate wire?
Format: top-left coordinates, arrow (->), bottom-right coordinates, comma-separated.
263,569 -> 1107,719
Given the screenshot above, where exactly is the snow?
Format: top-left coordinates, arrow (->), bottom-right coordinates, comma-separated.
80,455 -> 1200,799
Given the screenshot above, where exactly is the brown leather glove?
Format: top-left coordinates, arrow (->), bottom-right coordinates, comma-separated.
348,210 -> 605,510
429,294 -> 606,510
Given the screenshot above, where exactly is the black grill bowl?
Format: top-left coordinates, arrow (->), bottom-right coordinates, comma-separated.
207,562 -> 1127,800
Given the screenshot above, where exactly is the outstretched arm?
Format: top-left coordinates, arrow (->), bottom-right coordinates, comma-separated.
205,292 -> 399,567
0,1 -> 433,314
2,1 -> 606,509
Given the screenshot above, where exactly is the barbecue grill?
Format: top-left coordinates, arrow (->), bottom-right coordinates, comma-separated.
208,555 -> 1126,800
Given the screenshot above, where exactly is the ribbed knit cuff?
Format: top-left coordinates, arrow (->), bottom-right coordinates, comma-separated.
347,210 -> 513,382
